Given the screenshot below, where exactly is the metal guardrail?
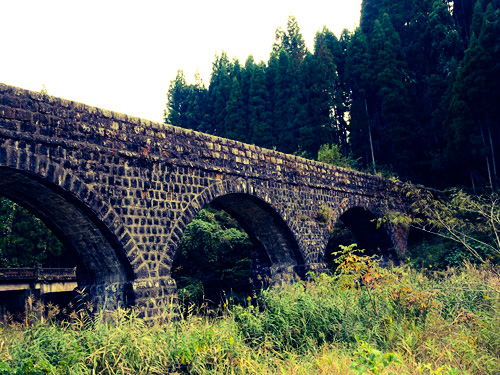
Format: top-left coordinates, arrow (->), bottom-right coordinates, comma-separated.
0,268 -> 77,281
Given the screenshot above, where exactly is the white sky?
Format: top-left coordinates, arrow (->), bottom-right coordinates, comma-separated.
0,1 -> 361,123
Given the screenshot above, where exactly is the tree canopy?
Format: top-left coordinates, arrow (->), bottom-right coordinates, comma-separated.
0,197 -> 71,268
165,4 -> 499,189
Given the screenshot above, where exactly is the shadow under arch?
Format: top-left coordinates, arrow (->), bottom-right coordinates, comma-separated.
210,193 -> 305,279
0,167 -> 135,306
173,191 -> 305,295
325,206 -> 398,268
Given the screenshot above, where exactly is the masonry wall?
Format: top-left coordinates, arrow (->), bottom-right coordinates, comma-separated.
0,83 -> 406,318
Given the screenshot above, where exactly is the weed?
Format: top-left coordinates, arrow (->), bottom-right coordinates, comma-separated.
350,342 -> 400,375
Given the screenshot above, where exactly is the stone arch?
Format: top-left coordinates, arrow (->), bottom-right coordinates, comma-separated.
170,179 -> 304,283
0,161 -> 137,306
325,205 -> 398,266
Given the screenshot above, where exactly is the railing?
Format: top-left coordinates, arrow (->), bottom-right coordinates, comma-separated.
0,268 -> 77,281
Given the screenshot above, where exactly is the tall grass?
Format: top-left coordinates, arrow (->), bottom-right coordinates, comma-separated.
1,259 -> 498,374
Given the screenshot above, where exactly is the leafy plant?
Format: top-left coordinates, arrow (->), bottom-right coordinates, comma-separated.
351,342 -> 400,375
317,143 -> 359,169
172,205 -> 254,307
384,186 -> 500,265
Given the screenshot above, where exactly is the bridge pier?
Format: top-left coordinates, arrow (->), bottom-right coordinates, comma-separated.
387,224 -> 409,259
128,277 -> 177,319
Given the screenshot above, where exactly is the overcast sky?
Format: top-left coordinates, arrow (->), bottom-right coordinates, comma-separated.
0,1 -> 361,123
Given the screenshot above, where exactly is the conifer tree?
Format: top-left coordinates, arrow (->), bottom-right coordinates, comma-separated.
224,77 -> 247,142
421,0 -> 463,179
446,1 -> 500,187
241,56 -> 256,128
271,16 -> 309,154
346,27 -> 377,171
335,29 -> 352,155
265,52 -> 279,144
165,70 -> 189,127
360,0 -> 384,35
249,61 -> 274,148
165,70 -> 209,132
273,15 -> 308,67
299,52 -> 323,155
309,27 -> 349,154
162,3 -> 499,188
208,52 -> 232,136
187,73 -> 210,133
347,12 -> 419,177
453,0 -> 477,45
372,14 -> 417,175
272,49 -> 296,153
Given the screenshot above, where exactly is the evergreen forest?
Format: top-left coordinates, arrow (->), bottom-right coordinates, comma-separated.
165,0 -> 499,190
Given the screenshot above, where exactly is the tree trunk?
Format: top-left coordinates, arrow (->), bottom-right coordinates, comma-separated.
487,126 -> 497,185
470,170 -> 477,195
365,98 -> 376,173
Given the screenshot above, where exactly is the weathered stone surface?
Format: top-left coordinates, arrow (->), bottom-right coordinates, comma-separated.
0,83 -> 408,318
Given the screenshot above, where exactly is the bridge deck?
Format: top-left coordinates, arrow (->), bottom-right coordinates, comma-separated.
0,268 -> 77,293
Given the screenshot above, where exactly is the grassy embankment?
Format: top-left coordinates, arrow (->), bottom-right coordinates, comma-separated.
0,252 -> 498,375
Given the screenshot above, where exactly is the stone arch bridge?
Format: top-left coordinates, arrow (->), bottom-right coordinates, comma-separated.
0,83 -> 408,318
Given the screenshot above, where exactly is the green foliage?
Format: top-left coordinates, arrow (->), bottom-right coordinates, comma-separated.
0,197 -> 66,268
164,70 -> 210,132
348,9 -> 420,179
385,186 -> 500,265
445,1 -> 500,187
165,15 -> 350,161
324,221 -> 358,270
317,143 -> 358,169
172,206 -> 254,306
234,252 -> 498,369
248,59 -> 274,148
224,77 -> 247,142
407,235 -> 473,270
273,15 -> 308,65
351,342 -> 400,375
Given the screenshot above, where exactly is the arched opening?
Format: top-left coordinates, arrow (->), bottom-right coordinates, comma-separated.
211,194 -> 303,275
171,205 -> 257,306
172,193 -> 303,307
324,206 -> 397,269
0,168 -> 134,309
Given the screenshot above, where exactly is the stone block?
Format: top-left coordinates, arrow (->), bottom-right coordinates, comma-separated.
15,109 -> 32,122
0,105 -> 15,119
